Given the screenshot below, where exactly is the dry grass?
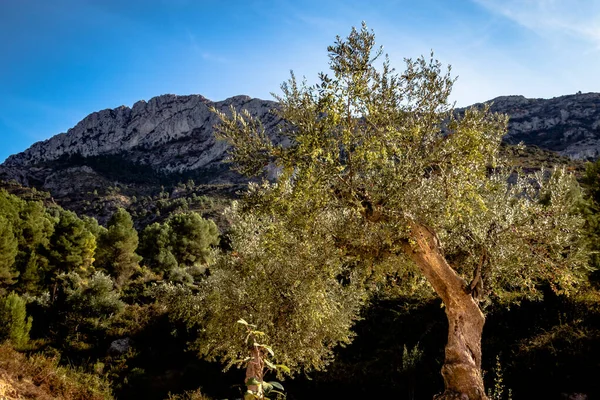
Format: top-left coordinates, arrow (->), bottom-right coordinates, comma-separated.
0,342 -> 113,400
165,388 -> 211,400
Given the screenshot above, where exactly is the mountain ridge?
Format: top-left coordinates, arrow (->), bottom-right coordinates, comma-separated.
0,91 -> 598,225
4,91 -> 600,172
470,92 -> 600,158
3,94 -> 278,172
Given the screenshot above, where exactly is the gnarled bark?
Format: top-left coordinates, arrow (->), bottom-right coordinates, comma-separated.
403,222 -> 488,400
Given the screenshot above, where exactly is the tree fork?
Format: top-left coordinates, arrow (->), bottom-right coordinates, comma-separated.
403,222 -> 488,400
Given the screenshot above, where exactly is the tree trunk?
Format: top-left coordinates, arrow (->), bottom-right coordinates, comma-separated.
403,222 -> 488,400
245,346 -> 264,397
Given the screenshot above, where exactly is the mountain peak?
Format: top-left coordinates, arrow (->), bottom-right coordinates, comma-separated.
2,94 -> 277,171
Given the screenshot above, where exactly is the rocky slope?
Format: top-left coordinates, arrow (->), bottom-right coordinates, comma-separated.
0,92 -> 598,224
1,94 -> 282,188
473,92 -> 600,159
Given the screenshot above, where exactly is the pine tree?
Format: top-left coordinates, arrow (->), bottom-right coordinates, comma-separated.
45,209 -> 96,278
52,271 -> 124,348
14,201 -> 56,294
0,216 -> 18,287
139,222 -> 178,274
81,215 -> 107,240
0,292 -> 32,347
96,208 -> 141,287
0,190 -> 24,289
167,212 -> 219,268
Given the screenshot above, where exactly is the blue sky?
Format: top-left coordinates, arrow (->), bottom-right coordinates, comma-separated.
1,0 -> 599,162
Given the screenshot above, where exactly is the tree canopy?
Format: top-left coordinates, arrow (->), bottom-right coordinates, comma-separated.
0,215 -> 18,286
45,209 -> 96,280
215,26 -> 587,302
162,203 -> 365,375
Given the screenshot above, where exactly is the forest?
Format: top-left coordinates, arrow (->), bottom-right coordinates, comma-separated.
2,25 -> 600,400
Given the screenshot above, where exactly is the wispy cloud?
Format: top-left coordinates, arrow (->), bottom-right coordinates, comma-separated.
294,13 -> 345,32
200,52 -> 228,64
185,29 -> 228,64
473,0 -> 600,49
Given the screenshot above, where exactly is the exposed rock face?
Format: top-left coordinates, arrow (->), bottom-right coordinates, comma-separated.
108,337 -> 134,356
1,94 -> 282,187
472,92 -> 600,160
1,92 -> 599,196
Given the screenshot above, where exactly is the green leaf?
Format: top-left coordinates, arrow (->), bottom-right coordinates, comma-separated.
268,381 -> 285,391
261,381 -> 274,392
259,344 -> 275,357
275,364 -> 291,374
245,377 -> 261,386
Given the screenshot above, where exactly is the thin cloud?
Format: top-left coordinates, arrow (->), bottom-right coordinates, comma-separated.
200,52 -> 228,64
186,29 -> 228,64
473,0 -> 600,48
294,13 -> 344,32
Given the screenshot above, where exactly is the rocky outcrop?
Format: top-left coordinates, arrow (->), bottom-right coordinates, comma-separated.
108,337 -> 134,356
1,94 -> 282,186
472,92 -> 600,159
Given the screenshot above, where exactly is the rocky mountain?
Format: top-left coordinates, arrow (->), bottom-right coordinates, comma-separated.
0,94 -> 283,225
474,92 -> 600,159
1,94 -> 282,189
0,92 -> 598,224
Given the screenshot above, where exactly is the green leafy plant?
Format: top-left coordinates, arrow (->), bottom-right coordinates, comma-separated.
236,319 -> 287,400
486,355 -> 513,400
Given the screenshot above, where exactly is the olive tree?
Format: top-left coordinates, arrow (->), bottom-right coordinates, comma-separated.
213,24 -> 589,399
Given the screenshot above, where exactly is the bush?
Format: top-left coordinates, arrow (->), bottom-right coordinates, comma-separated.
0,343 -> 113,400
48,271 -> 124,350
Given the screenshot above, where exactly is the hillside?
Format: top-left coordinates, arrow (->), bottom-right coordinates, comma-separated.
0,344 -> 112,400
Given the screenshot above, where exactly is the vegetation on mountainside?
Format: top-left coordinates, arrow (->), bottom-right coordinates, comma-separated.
0,187 -> 223,398
0,155 -> 599,399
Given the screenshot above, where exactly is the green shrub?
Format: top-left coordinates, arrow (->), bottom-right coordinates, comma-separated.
487,355 -> 513,400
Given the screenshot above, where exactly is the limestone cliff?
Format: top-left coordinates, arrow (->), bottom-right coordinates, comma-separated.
2,94 -> 281,186
474,92 -> 600,159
